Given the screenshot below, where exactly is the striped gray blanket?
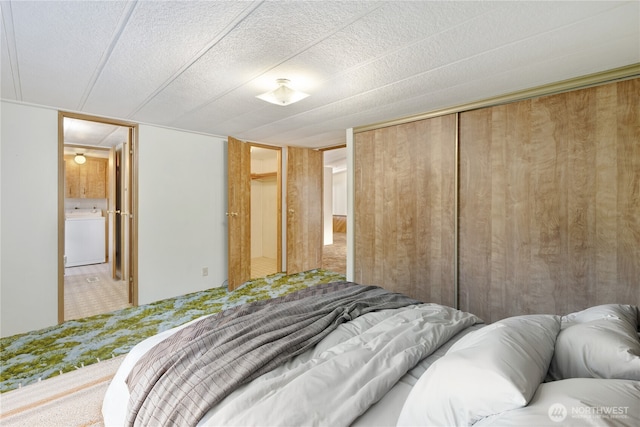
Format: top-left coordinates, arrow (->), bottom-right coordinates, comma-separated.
125,281 -> 421,427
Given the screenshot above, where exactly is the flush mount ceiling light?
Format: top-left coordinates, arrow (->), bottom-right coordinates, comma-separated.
256,79 -> 309,106
74,153 -> 86,165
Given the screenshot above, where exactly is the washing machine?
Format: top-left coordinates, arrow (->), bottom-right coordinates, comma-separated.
65,209 -> 106,267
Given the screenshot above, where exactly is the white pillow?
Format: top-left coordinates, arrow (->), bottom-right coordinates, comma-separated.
549,304 -> 640,380
397,315 -> 560,427
474,378 -> 640,427
561,304 -> 638,328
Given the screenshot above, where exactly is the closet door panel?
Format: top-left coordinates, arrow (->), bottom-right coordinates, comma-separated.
531,86 -> 597,313
459,79 -> 640,322
354,114 -> 456,306
615,79 -> 640,302
354,130 -> 376,284
458,104 -> 537,320
458,107 -> 495,319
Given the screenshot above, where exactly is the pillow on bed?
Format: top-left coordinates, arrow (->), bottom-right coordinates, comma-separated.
560,304 -> 638,328
549,304 -> 640,381
397,314 -> 560,427
474,378 -> 640,426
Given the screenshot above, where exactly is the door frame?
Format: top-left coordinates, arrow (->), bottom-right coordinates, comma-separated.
249,142 -> 283,277
57,111 -> 139,323
285,146 -> 324,275
227,138 -> 283,290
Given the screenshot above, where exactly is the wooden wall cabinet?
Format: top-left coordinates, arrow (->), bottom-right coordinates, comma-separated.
64,156 -> 108,199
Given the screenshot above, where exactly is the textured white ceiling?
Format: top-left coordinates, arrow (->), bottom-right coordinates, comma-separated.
2,1 -> 638,149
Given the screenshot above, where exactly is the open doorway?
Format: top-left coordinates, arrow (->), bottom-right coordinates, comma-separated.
58,112 -> 138,322
250,145 -> 282,279
322,147 -> 347,275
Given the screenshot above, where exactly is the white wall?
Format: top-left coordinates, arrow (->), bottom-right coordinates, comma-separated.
251,179 -> 278,259
332,170 -> 347,216
250,154 -> 278,260
261,179 -> 278,259
250,180 -> 264,258
1,102 -> 59,337
0,101 -> 229,337
137,125 -> 227,305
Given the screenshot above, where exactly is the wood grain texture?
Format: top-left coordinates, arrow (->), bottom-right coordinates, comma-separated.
615,79 -> 640,304
63,155 -> 107,198
286,146 -> 323,275
459,79 -> 640,322
354,114 -> 456,306
84,157 -> 107,198
332,215 -> 347,233
227,137 -> 251,290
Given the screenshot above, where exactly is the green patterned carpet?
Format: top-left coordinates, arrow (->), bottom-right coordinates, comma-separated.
0,269 -> 345,393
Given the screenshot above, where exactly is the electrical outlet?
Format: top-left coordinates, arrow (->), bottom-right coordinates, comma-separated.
202,267 -> 209,276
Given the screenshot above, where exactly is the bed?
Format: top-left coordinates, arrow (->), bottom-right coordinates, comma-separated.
102,281 -> 640,426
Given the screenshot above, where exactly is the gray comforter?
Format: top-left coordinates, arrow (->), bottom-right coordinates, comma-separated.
125,281 -> 421,427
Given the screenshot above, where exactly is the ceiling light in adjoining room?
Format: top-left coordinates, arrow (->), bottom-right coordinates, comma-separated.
74,153 -> 86,165
256,79 -> 309,106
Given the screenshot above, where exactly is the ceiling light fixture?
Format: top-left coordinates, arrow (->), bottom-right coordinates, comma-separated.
74,153 -> 86,165
256,79 -> 309,106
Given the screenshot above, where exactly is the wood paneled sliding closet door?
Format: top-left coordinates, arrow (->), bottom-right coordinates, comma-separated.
354,114 -> 456,306
459,79 -> 640,322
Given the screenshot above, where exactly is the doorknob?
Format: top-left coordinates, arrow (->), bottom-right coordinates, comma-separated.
288,209 -> 295,214
226,212 -> 239,217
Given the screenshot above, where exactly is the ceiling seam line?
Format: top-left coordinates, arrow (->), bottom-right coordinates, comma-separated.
227,4 -> 630,137
321,0 -> 630,97
76,0 -> 139,111
248,1 -> 627,136
166,1 -> 386,127
246,55 -> 640,143
1,1 -> 22,100
125,0 -> 266,119
310,1 -> 628,97
182,2 -> 502,133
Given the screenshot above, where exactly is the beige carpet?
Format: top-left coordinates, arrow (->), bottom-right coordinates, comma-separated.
0,356 -> 124,427
323,232 -> 347,275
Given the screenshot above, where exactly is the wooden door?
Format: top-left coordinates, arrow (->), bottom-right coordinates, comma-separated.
286,146 -> 323,274
119,139 -> 132,295
105,135 -> 134,304
227,136 -> 251,290
108,147 -> 117,279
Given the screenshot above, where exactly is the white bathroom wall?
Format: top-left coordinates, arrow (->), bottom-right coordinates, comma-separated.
0,100 -> 229,337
